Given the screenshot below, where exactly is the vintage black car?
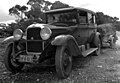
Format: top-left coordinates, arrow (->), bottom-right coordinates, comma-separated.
4,7 -> 101,79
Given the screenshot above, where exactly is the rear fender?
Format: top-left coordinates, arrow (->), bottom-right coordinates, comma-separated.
51,35 -> 81,56
96,32 -> 102,45
88,32 -> 101,42
94,32 -> 101,40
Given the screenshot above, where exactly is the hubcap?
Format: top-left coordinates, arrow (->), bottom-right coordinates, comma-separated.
10,55 -> 19,67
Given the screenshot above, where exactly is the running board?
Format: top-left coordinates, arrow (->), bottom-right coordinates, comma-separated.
82,48 -> 98,57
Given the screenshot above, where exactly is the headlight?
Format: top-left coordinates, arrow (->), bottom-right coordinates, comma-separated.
13,29 -> 23,40
40,27 -> 52,40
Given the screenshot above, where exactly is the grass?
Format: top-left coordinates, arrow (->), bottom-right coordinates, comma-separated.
0,38 -> 6,60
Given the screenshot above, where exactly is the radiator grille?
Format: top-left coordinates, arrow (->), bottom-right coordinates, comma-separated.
27,28 -> 42,40
27,41 -> 43,53
27,28 -> 43,53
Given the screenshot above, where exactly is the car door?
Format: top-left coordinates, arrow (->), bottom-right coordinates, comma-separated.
72,10 -> 89,45
87,13 -> 97,39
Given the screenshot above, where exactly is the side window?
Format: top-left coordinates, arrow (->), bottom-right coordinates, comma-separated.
78,11 -> 87,24
88,13 -> 95,24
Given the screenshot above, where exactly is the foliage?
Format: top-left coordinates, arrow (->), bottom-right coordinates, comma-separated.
96,12 -> 119,25
26,0 -> 52,21
9,5 -> 28,20
50,1 -> 70,10
97,23 -> 116,36
4,23 -> 18,36
9,0 -> 70,21
7,0 -> 71,34
18,18 -> 43,31
0,23 -> 7,30
96,12 -> 120,31
114,21 -> 120,31
0,23 -> 8,36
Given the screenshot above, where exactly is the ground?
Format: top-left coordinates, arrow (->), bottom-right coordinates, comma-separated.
0,32 -> 120,83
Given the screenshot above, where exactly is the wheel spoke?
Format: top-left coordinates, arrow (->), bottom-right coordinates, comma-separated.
62,49 -> 71,72
55,46 -> 72,78
10,53 -> 20,67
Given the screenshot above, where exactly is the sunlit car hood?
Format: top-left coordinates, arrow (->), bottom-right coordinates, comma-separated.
27,23 -> 68,29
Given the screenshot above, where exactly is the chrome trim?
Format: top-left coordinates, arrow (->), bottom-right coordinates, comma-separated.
40,27 -> 52,40
27,23 -> 45,29
27,52 -> 42,55
22,35 -> 26,40
13,29 -> 23,40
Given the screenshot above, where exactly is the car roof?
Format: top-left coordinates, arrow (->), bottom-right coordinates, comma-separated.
45,7 -> 96,14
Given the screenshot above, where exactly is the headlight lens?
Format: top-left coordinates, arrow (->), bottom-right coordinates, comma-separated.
40,27 -> 52,40
13,29 -> 23,40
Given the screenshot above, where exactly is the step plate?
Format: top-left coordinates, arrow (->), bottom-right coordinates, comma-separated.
82,48 -> 98,57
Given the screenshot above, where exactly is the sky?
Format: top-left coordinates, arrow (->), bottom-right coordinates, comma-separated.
0,0 -> 120,22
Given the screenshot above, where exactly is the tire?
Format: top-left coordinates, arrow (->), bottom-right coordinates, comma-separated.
94,37 -> 101,56
109,37 -> 115,48
55,46 -> 72,79
90,34 -> 101,56
4,43 -> 24,73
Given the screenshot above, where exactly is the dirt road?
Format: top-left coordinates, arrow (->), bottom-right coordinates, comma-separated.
0,32 -> 120,83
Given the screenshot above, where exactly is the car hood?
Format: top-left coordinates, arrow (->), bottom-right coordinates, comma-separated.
27,23 -> 69,30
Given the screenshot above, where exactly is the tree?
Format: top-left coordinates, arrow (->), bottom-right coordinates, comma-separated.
4,23 -> 19,36
9,0 -> 70,22
26,0 -> 52,20
96,12 -> 117,25
9,6 -> 20,19
9,5 -> 28,20
50,1 -> 69,10
27,0 -> 52,11
113,17 -> 119,22
7,0 -> 71,33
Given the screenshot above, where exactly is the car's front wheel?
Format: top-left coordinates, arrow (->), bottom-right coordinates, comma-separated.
55,46 -> 72,79
4,43 -> 24,73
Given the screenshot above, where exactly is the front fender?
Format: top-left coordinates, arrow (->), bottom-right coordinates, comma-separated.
51,35 -> 74,46
2,36 -> 14,45
51,35 -> 81,56
2,35 -> 26,45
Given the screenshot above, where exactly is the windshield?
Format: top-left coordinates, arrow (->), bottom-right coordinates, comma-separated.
47,11 -> 77,26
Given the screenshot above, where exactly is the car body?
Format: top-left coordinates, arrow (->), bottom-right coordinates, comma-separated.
4,7 -> 101,79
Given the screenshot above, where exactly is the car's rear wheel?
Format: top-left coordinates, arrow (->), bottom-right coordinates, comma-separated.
91,36 -> 101,56
55,46 -> 72,79
95,38 -> 101,56
4,43 -> 24,73
109,37 -> 115,48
